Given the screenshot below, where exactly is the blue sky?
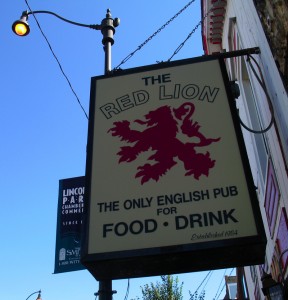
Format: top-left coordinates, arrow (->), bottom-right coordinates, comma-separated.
1,0 -> 235,299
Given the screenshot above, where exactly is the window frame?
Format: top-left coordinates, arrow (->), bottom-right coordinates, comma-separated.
264,159 -> 280,236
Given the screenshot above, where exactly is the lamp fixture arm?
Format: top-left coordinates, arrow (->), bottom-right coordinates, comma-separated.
24,10 -> 101,30
25,290 -> 41,300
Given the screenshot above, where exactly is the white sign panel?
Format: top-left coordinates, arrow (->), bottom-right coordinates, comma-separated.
82,57 -> 265,279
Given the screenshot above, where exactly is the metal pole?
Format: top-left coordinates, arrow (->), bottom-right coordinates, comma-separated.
100,9 -> 120,74
95,280 -> 117,300
209,47 -> 260,59
104,42 -> 112,74
96,9 -> 120,300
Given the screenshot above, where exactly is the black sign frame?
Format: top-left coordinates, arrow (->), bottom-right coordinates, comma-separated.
81,55 -> 266,280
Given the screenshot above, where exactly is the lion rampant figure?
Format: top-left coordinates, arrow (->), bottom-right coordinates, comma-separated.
108,102 -> 220,184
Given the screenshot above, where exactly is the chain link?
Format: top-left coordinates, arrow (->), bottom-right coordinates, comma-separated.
167,5 -> 213,61
114,0 -> 196,70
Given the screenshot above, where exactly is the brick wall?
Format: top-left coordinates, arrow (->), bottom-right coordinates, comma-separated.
254,0 -> 288,88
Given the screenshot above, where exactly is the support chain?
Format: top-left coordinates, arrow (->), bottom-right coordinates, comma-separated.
114,0 -> 197,70
167,5 -> 213,61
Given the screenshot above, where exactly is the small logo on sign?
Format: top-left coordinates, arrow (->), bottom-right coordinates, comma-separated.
59,248 -> 66,261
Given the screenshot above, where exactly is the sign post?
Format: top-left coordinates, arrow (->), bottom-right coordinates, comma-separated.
82,56 -> 266,280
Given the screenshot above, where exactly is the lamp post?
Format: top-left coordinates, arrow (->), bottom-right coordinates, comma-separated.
12,8 -> 120,300
261,247 -> 288,300
95,281 -> 117,300
12,8 -> 120,74
26,290 -> 41,300
261,272 -> 284,300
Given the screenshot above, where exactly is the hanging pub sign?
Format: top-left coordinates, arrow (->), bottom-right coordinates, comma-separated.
54,176 -> 86,273
81,56 -> 266,280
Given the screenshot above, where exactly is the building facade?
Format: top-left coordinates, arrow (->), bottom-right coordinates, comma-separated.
202,0 -> 288,299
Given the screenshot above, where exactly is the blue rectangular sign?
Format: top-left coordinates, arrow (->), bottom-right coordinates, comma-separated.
54,176 -> 86,273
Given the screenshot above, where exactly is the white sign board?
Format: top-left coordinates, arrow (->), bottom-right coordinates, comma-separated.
82,57 -> 265,279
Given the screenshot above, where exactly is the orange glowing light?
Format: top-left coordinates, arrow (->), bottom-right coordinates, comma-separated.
14,23 -> 28,36
12,17 -> 30,37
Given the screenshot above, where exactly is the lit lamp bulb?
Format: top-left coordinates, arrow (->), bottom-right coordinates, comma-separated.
12,12 -> 30,36
13,22 -> 29,35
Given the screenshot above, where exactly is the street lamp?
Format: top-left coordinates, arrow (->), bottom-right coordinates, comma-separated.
26,290 -> 42,300
12,7 -> 120,300
12,11 -> 30,36
12,9 -> 120,73
261,272 -> 284,300
261,248 -> 288,299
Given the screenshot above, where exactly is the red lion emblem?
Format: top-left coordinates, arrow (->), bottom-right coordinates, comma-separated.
108,102 -> 221,184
